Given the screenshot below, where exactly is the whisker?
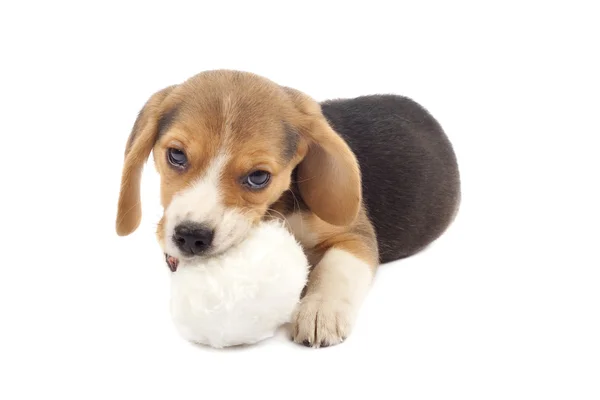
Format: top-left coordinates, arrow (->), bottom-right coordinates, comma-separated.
286,189 -> 304,233
265,208 -> 293,231
288,189 -> 301,213
291,174 -> 318,184
265,208 -> 286,221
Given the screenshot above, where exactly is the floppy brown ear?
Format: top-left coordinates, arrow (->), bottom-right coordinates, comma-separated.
116,85 -> 176,236
284,87 -> 362,226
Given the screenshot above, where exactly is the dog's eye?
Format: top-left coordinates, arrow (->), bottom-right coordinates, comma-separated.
243,170 -> 271,189
167,148 -> 187,168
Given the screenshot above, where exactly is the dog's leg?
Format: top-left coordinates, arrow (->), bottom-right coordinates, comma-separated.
292,239 -> 377,348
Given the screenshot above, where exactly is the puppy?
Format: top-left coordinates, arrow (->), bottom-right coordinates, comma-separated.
115,70 -> 460,348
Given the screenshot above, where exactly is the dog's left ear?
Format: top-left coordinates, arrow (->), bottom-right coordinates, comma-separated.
283,87 -> 362,226
116,85 -> 176,236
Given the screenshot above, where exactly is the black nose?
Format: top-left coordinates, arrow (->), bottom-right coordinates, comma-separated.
172,222 -> 214,256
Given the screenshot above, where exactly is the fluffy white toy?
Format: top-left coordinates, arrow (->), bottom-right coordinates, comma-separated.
168,220 -> 309,348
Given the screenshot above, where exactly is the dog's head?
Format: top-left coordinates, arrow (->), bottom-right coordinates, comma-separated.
115,70 -> 361,260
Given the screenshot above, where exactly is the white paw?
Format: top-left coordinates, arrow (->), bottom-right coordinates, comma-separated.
292,294 -> 356,348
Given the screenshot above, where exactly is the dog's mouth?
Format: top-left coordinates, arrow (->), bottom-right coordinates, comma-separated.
165,253 -> 179,272
164,246 -> 235,272
164,249 -> 222,272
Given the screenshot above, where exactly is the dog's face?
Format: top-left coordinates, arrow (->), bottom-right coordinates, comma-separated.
116,70 -> 362,260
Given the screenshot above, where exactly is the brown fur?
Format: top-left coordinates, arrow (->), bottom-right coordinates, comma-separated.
116,71 -> 373,256
117,85 -> 176,236
305,213 -> 377,267
116,70 -> 381,347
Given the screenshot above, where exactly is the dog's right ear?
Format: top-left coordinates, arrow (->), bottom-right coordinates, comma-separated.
115,85 -> 176,236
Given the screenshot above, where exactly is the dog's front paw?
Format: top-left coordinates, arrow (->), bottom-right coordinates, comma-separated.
292,295 -> 356,348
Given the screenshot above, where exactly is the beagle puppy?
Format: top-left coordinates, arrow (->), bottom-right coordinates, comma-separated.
116,70 -> 461,348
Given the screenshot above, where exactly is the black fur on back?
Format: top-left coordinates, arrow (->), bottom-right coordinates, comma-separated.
320,95 -> 461,264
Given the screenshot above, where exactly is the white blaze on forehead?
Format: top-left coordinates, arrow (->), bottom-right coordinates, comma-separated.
165,153 -> 228,231
163,151 -> 253,258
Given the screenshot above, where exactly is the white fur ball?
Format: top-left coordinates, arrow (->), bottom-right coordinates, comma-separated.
169,220 -> 309,348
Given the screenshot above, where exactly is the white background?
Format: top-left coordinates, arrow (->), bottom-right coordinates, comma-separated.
1,1 -> 599,399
